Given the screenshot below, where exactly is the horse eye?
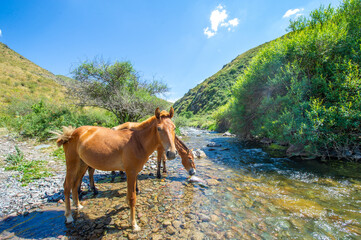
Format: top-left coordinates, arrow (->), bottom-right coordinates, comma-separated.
157,127 -> 162,131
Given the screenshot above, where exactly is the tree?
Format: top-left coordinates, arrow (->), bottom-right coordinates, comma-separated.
68,58 -> 170,123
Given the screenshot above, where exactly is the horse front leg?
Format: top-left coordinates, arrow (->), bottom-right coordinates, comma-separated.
162,152 -> 167,173
156,147 -> 164,179
126,172 -> 140,231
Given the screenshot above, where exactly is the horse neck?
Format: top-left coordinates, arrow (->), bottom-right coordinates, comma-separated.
175,137 -> 189,158
134,117 -> 160,155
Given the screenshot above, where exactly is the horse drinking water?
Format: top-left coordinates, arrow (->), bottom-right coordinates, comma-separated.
55,107 -> 176,231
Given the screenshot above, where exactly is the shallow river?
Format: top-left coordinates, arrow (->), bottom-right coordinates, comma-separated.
1,128 -> 361,239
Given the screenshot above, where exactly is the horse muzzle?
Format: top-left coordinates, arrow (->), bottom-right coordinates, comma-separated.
166,151 -> 176,160
189,168 -> 196,176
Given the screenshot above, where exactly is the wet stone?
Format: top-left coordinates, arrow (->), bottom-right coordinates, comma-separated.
128,233 -> 137,239
191,231 -> 205,240
206,179 -> 220,186
166,225 -> 177,235
199,213 -> 211,222
210,214 -> 220,222
151,234 -> 163,240
163,219 -> 172,227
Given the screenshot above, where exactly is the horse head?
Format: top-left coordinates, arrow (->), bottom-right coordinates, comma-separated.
184,149 -> 196,176
155,107 -> 176,160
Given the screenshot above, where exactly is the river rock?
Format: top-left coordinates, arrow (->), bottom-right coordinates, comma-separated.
163,219 -> 172,227
207,142 -> 222,147
206,179 -> 220,186
199,213 -> 211,222
166,225 -> 177,235
286,144 -> 308,158
172,220 -> 182,229
210,214 -> 220,222
151,234 -> 163,240
222,132 -> 234,137
127,233 -> 137,240
191,231 -> 205,240
193,149 -> 206,158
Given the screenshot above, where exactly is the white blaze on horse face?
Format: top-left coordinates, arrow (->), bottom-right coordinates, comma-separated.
157,119 -> 176,160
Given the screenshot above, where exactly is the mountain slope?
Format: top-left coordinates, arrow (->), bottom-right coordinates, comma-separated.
0,42 -> 65,107
173,43 -> 266,115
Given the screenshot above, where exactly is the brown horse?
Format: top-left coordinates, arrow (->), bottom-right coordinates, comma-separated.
82,135 -> 196,195
55,108 -> 176,231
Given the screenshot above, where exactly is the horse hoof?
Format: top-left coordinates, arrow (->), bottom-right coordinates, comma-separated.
77,204 -> 84,210
65,215 -> 74,223
156,174 -> 161,179
93,188 -> 99,195
133,224 -> 141,232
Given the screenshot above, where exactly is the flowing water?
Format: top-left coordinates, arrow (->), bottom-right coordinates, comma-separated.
1,128 -> 360,239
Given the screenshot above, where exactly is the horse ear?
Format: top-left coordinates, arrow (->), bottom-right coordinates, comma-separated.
155,107 -> 161,119
169,107 -> 174,118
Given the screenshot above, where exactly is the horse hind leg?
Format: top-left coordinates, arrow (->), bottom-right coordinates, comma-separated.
72,160 -> 88,210
88,167 -> 98,195
64,168 -> 76,223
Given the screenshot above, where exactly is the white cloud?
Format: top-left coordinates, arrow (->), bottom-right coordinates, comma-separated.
0,29 -> 2,37
204,5 -> 239,38
283,8 -> 304,18
228,18 -> 239,27
210,5 -> 228,32
204,27 -> 215,38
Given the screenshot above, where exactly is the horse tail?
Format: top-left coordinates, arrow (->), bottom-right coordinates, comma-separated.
50,126 -> 76,147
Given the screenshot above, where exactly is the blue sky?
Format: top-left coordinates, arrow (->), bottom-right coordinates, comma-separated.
0,0 -> 340,102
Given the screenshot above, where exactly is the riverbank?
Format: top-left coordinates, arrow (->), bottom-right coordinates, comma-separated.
1,128 -> 361,239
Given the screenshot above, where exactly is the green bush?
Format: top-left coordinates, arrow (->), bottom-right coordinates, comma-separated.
1,100 -> 118,141
221,0 -> 361,159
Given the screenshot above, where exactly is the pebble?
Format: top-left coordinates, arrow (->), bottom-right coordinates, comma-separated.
163,220 -> 172,227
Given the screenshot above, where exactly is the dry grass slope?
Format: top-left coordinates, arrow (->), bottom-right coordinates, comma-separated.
0,42 -> 65,108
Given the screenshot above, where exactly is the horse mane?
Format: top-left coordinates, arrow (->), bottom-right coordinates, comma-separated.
126,110 -> 172,131
175,136 -> 194,159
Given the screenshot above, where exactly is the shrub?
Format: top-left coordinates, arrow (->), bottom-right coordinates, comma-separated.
1,99 -> 118,141
222,0 -> 361,159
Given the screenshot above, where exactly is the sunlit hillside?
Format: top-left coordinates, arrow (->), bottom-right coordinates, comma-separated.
0,42 -> 65,108
173,43 -> 266,115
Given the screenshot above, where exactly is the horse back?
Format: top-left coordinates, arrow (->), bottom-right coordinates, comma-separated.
68,126 -> 133,171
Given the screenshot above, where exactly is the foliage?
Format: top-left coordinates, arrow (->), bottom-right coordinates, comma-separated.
0,99 -> 118,141
69,58 -> 170,123
5,146 -> 52,185
222,0 -> 361,159
5,145 -> 24,166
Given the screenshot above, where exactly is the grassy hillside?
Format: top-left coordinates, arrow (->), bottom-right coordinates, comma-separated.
173,44 -> 265,116
0,42 -> 66,107
222,0 -> 361,159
